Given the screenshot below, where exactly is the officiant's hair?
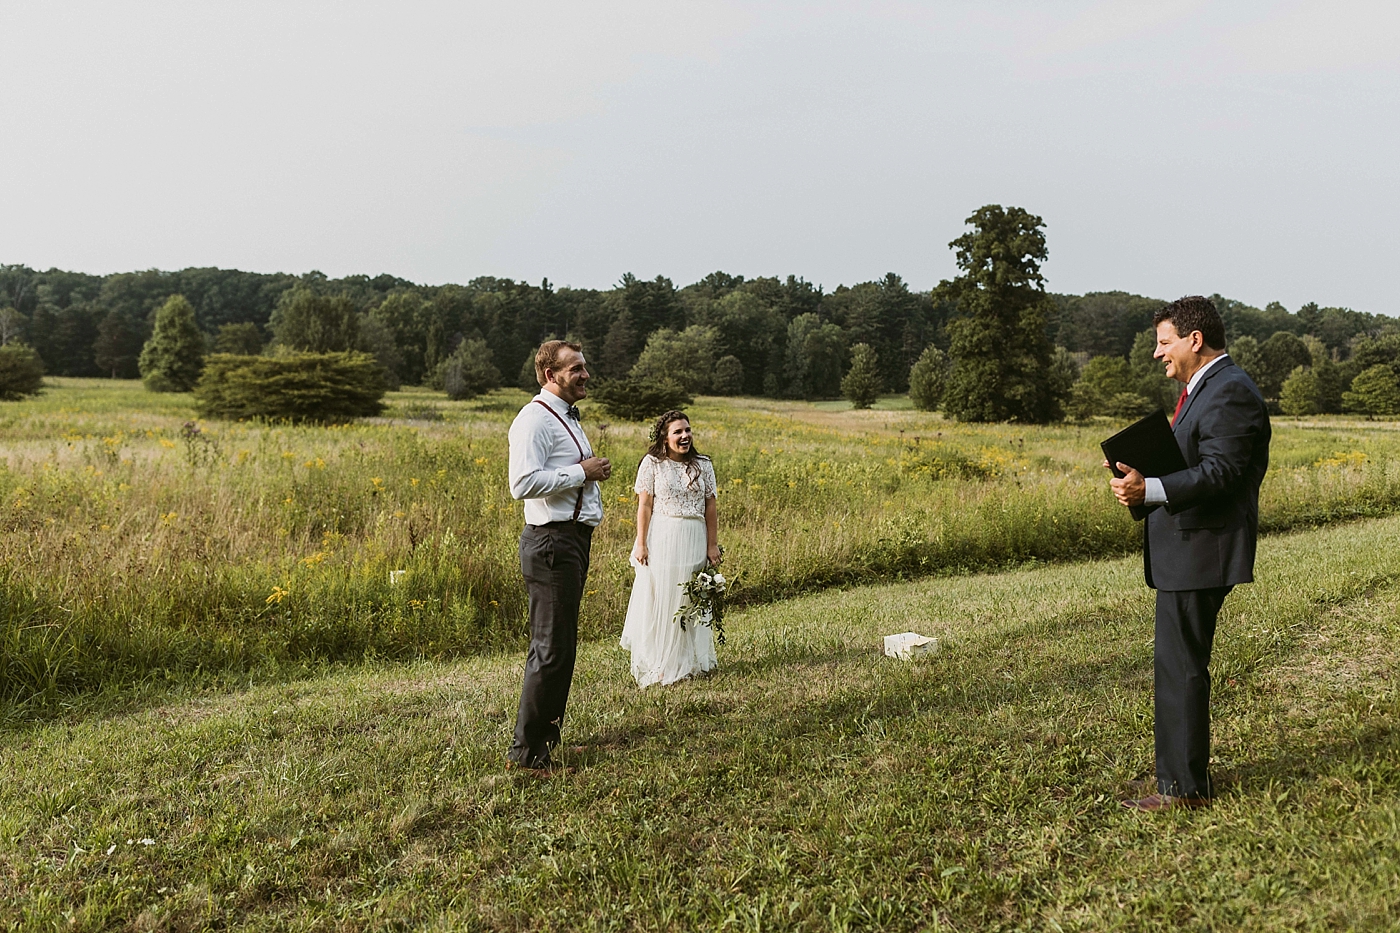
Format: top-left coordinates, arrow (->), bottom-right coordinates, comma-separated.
645,410 -> 710,479
534,339 -> 583,386
1155,297 -> 1226,350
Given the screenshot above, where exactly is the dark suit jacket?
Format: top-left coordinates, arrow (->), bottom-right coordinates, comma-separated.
1144,358 -> 1271,592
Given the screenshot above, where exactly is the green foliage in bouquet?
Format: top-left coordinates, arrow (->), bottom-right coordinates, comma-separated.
0,343 -> 45,400
588,377 -> 693,422
193,350 -> 387,423
674,565 -> 730,646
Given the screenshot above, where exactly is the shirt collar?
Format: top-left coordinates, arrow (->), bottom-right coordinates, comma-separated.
535,389 -> 572,413
1187,353 -> 1229,395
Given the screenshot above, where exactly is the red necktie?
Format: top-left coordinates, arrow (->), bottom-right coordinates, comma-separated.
1171,387 -> 1188,425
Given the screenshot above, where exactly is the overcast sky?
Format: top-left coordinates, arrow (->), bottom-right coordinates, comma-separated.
2,1 -> 1397,312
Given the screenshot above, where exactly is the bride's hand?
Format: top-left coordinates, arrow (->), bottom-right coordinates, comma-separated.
633,542 -> 648,565
707,544 -> 722,567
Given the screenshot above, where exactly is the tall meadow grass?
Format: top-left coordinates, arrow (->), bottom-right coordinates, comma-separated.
3,378 -> 1400,706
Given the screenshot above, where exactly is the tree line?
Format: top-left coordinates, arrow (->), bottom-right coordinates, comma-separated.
3,204 -> 1397,420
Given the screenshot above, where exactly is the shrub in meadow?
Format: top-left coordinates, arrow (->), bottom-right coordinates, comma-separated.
1280,366 -> 1321,416
712,355 -> 745,396
213,321 -> 265,355
841,343 -> 881,409
908,345 -> 948,411
194,350 -> 387,423
588,377 -> 692,421
139,294 -> 206,392
0,343 -> 45,400
440,337 -> 502,400
1067,355 -> 1157,421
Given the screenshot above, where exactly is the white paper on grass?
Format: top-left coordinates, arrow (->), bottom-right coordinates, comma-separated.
883,632 -> 938,660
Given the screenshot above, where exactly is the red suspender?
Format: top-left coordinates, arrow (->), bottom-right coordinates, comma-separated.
533,399 -> 587,521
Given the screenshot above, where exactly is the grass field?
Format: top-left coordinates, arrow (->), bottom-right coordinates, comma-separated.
4,379 -> 1400,709
3,514 -> 1397,930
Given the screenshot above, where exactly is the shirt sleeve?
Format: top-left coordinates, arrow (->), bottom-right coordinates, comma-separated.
508,409 -> 586,501
634,456 -> 656,496
1144,477 -> 1168,505
703,460 -> 717,498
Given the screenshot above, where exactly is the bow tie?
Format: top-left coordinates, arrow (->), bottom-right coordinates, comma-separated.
565,405 -> 581,421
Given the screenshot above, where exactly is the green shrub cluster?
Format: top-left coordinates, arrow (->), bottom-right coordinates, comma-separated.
0,344 -> 45,400
908,345 -> 948,411
194,351 -> 387,423
439,337 -> 502,400
139,294 -> 206,392
588,377 -> 693,421
841,343 -> 882,409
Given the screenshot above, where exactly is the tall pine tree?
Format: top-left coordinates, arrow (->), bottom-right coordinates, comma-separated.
940,205 -> 1063,423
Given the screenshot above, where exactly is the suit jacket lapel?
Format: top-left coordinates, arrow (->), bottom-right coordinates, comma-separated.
1173,358 -> 1232,432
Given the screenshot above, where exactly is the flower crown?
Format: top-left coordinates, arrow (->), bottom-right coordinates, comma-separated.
647,421 -> 661,444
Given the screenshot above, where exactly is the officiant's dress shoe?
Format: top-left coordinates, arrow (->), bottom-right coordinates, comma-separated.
1120,793 -> 1211,812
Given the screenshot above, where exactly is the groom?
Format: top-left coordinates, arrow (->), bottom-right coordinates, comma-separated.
506,340 -> 612,770
1107,296 -> 1270,811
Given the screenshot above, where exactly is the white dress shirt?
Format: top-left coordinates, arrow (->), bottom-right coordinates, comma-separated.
1143,353 -> 1230,505
508,390 -> 603,526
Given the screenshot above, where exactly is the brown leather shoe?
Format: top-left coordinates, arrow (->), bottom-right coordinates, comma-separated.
1121,793 -> 1211,811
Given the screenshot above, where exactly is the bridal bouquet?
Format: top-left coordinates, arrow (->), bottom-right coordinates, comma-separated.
674,565 -> 729,646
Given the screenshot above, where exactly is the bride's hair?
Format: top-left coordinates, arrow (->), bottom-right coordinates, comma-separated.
644,409 -> 709,481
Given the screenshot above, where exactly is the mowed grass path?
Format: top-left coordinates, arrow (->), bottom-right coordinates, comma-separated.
5,516 -> 1398,930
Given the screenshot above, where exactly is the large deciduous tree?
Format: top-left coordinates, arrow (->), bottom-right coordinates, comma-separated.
94,310 -> 149,378
1343,364 -> 1400,418
268,286 -> 360,353
138,295 -> 205,392
783,313 -> 846,399
631,325 -> 720,393
940,205 -> 1063,423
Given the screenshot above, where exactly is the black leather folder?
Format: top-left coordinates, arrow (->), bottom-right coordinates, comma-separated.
1101,410 -> 1188,521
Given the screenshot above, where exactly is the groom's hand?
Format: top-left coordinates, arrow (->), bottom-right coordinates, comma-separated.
1108,461 -> 1147,507
581,457 -> 612,482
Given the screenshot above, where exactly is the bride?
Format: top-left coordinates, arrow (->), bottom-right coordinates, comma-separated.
619,409 -> 722,688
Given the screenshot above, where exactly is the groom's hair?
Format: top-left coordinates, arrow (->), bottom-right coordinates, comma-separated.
1154,296 -> 1226,350
534,339 -> 583,386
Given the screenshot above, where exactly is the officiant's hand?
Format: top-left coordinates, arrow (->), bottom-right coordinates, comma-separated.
1106,460 -> 1146,507
581,456 -> 612,482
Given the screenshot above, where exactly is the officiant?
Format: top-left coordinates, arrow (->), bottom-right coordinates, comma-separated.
1105,296 -> 1270,812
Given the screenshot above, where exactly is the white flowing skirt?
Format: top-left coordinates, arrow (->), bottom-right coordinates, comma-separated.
619,514 -> 717,688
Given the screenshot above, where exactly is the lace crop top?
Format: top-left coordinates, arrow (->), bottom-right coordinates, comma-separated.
634,455 -> 717,518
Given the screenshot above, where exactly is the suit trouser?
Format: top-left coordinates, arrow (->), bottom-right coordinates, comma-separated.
509,522 -> 593,767
1154,585 -> 1232,798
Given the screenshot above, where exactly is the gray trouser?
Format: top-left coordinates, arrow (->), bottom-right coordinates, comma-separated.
508,522 -> 593,767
